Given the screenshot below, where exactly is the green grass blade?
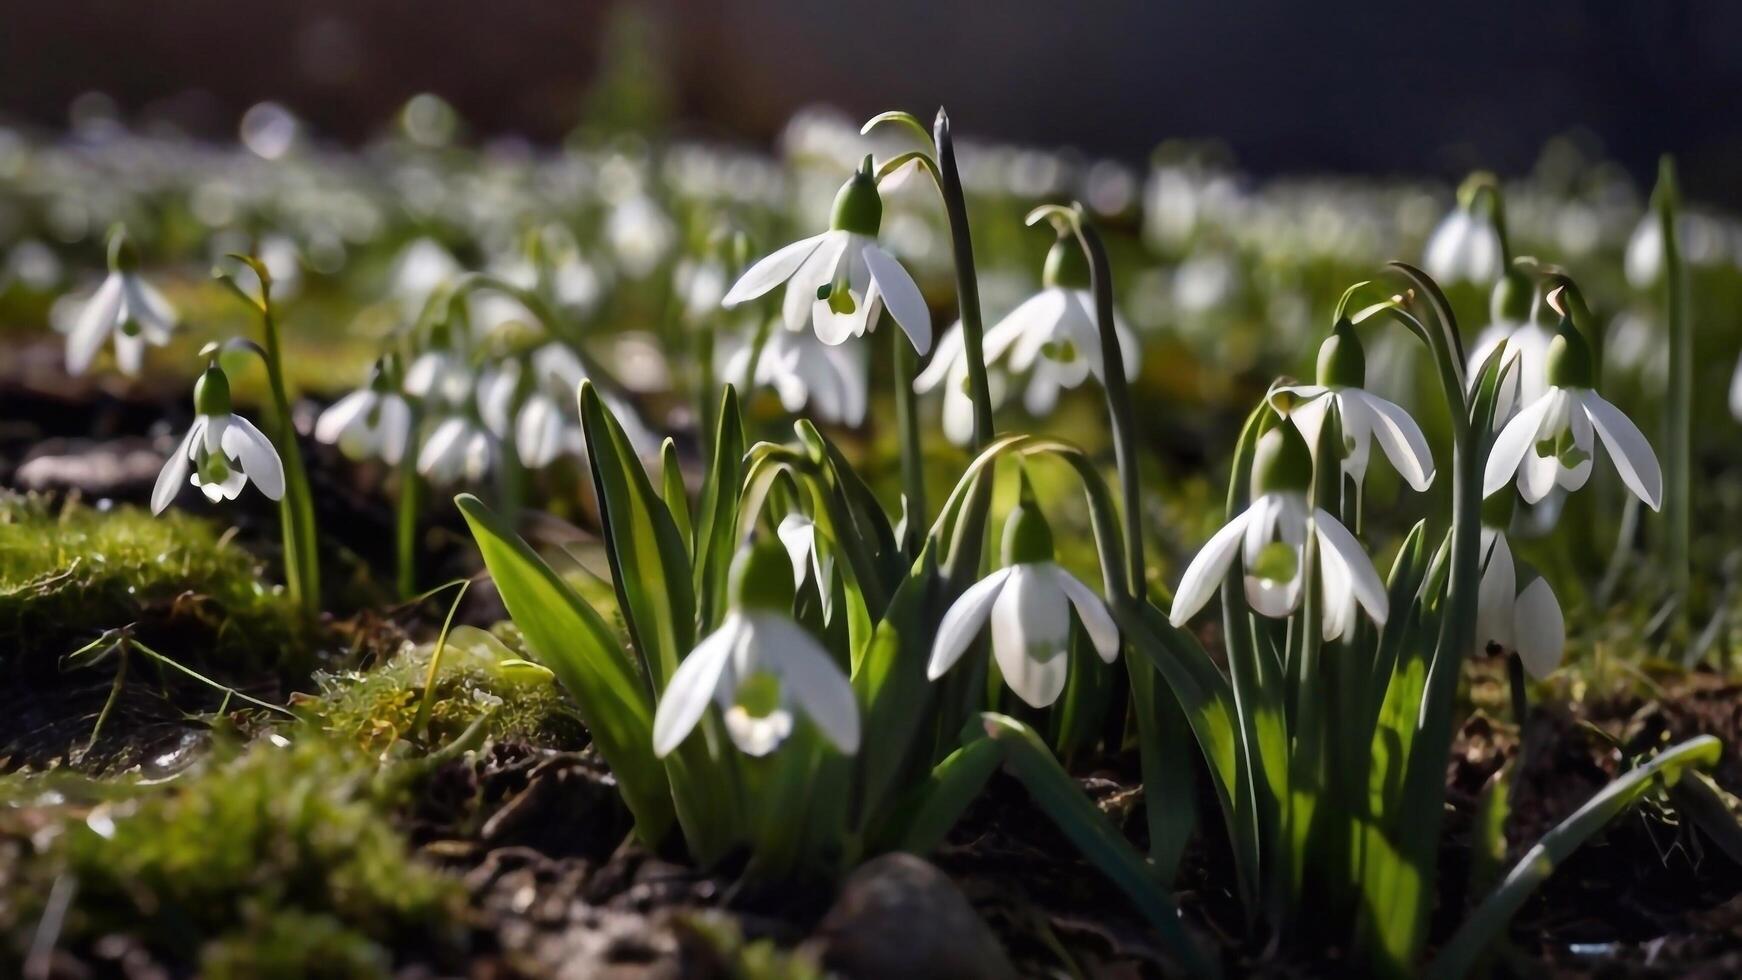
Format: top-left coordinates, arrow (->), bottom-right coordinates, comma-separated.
693,386 -> 745,630
1427,736 -> 1721,980
660,438 -> 692,558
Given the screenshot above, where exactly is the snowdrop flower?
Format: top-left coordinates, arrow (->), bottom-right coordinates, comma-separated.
1466,269 -> 1555,422
479,342 -> 657,466
721,156 -> 932,354
66,229 -> 177,377
417,411 -> 493,486
1423,176 -> 1504,286
152,363 -> 284,513
313,358 -> 414,465
1475,492 -> 1565,678
1170,417 -> 1388,640
673,255 -> 730,322
1276,318 -> 1434,491
653,541 -> 859,757
404,319 -> 474,407
928,500 -> 1120,708
913,322 -> 1009,447
980,235 -> 1140,417
389,237 -> 461,315
1483,292 -> 1662,509
606,193 -> 676,280
1624,212 -> 1664,290
720,323 -> 869,427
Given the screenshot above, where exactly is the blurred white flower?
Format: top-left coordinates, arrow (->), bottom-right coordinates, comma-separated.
65,233 -> 177,377
721,323 -> 868,427
1476,528 -> 1564,679
314,367 -> 413,465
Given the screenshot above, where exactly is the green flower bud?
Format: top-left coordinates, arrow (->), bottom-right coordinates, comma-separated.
1000,502 -> 1055,566
107,228 -> 140,274
829,156 -> 883,237
729,540 -> 796,612
1544,314 -> 1594,389
1041,236 -> 1092,291
1489,267 -> 1533,325
1251,418 -> 1313,496
1315,318 -> 1366,389
193,362 -> 232,417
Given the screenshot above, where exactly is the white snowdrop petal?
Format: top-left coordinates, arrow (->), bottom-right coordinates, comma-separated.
378,397 -> 413,465
1577,390 -> 1663,511
151,426 -> 198,514
1313,508 -> 1388,625
914,322 -> 965,393
1348,389 -> 1435,490
1476,532 -> 1517,656
314,390 -> 374,447
721,233 -> 828,308
929,568 -> 1013,679
862,243 -> 932,355
222,414 -> 286,500
66,275 -> 124,375
1169,509 -> 1252,626
1483,391 -> 1557,499
1050,566 -> 1121,663
652,619 -> 741,757
990,569 -> 1071,708
756,615 -> 860,754
1513,577 -> 1566,680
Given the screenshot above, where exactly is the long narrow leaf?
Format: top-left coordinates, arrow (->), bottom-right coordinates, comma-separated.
456,493 -> 672,843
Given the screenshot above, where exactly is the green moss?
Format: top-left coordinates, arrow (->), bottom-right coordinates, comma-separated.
304,623 -> 587,753
677,912 -> 825,980
12,735 -> 465,972
0,492 -> 303,672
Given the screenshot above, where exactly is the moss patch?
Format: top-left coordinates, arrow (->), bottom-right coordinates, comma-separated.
303,623 -> 587,753
0,491 -> 304,674
5,735 -> 466,975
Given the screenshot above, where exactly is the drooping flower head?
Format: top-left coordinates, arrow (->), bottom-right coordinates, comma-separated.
1169,415 -> 1388,639
913,322 -> 1009,447
653,541 -> 860,758
721,156 -> 932,354
314,356 -> 414,465
1475,490 -> 1565,678
65,227 -> 178,377
721,321 -> 869,428
978,233 -> 1140,417
928,492 -> 1120,708
1466,267 -> 1555,423
152,362 -> 285,513
1278,316 -> 1434,491
1483,288 -> 1662,509
1423,172 -> 1505,286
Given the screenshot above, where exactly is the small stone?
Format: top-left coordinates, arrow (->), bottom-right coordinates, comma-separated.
809,853 -> 1014,979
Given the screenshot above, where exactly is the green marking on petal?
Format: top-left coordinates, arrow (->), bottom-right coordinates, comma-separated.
1252,541 -> 1298,584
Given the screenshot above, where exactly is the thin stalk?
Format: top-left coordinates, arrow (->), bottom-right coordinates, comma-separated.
933,109 -> 996,451
396,417 -> 425,599
1655,156 -> 1691,626
413,580 -> 471,740
257,300 -> 320,618
893,321 -> 926,556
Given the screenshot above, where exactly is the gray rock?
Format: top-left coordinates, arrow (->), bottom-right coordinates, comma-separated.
809,853 -> 1015,980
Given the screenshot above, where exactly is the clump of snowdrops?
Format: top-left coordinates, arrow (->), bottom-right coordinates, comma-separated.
97,105 -> 1729,978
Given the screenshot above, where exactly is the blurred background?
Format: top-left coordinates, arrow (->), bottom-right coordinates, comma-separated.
4,0 -> 1741,199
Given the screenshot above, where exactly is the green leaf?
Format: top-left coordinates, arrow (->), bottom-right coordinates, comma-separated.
660,439 -> 692,558
578,380 -> 697,689
851,550 -> 943,828
1427,736 -> 1721,980
456,493 -> 672,844
979,713 -> 1220,979
886,735 -> 1004,854
693,386 -> 745,630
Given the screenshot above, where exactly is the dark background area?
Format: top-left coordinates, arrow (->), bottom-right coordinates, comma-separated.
3,1 -> 1740,200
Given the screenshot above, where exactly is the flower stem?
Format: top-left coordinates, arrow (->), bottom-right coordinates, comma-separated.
933,109 -> 996,451
1074,219 -> 1144,595
256,299 -> 321,618
396,426 -> 424,598
1655,156 -> 1691,628
893,321 -> 926,556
